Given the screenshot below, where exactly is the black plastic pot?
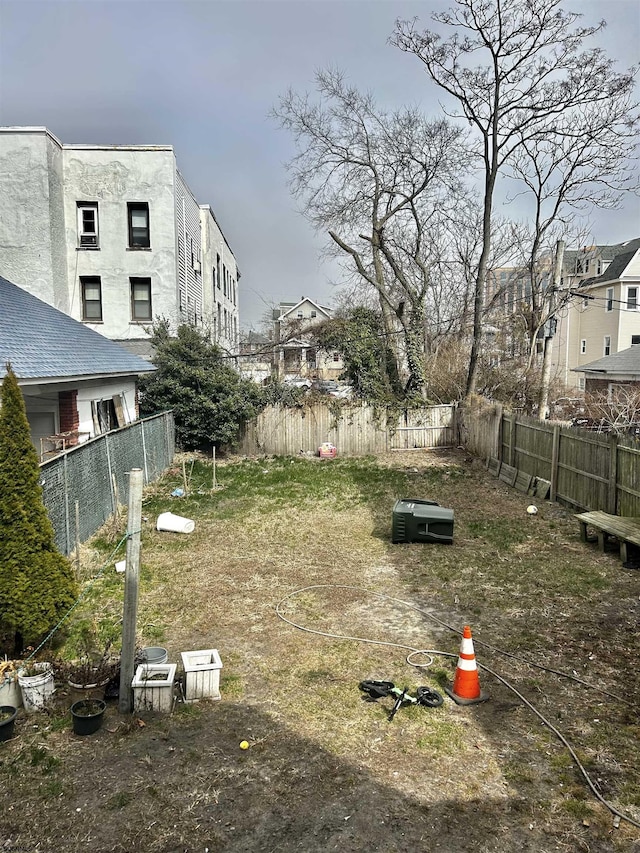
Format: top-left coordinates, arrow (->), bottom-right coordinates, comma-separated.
0,705 -> 18,742
70,699 -> 106,736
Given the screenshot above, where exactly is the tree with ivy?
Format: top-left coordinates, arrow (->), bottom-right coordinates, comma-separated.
0,364 -> 78,655
315,308 -> 402,402
139,321 -> 266,450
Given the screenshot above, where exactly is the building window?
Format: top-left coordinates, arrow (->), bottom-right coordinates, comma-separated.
311,310 -> 316,318
606,287 -> 614,312
603,336 -> 611,357
77,202 -> 99,248
127,202 -> 150,248
627,286 -> 638,310
579,377 -> 585,391
80,276 -> 102,321
632,335 -> 640,345
130,277 -> 152,321
580,340 -> 586,355
216,254 -> 221,289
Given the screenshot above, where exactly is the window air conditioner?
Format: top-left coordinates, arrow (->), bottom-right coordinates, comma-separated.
80,234 -> 97,247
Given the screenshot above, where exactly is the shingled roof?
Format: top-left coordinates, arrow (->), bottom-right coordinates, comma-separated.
0,276 -> 155,382
580,238 -> 640,288
576,345 -> 640,377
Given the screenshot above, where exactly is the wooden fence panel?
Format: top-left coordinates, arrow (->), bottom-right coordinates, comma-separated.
512,418 -> 554,480
457,402 -> 501,460
617,437 -> 640,516
457,401 -> 640,515
556,427 -> 610,510
237,403 -> 455,456
501,414 -> 512,463
390,405 -> 456,450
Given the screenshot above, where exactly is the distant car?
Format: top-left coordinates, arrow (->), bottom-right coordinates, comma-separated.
284,378 -> 312,389
311,380 -> 352,398
311,380 -> 339,394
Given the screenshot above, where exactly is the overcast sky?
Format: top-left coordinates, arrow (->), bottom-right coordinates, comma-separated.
1,0 -> 638,331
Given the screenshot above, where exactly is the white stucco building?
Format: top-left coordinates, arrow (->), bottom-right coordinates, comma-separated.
0,126 -> 239,354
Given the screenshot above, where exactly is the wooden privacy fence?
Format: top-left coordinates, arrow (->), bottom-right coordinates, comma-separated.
237,402 -> 457,457
457,401 -> 640,516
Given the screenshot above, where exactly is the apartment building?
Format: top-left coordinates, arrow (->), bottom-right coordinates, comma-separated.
552,239 -> 640,391
0,127 -> 239,355
485,239 -> 640,392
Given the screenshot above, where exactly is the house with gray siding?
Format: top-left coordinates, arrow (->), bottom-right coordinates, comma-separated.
0,126 -> 239,355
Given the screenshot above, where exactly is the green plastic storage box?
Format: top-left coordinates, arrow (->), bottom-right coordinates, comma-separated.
391,498 -> 454,544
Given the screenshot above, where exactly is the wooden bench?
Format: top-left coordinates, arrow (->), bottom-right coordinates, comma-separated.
575,511 -> 640,563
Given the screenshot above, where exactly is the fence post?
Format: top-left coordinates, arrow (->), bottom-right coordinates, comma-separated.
509,413 -> 517,467
608,434 -> 618,515
119,468 -> 143,714
63,452 -> 71,556
140,420 -> 149,483
496,405 -> 503,462
550,424 -> 560,502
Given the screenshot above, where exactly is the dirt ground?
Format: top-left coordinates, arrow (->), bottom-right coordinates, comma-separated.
1,450 -> 639,853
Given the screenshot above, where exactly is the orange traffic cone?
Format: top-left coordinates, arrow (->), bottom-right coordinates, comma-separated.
444,625 -> 488,705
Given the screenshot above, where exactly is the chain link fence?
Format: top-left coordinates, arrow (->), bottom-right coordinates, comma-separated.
40,412 -> 175,555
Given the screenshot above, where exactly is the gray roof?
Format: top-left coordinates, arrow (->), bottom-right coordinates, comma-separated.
576,345 -> 640,376
580,238 -> 640,287
0,276 -> 155,381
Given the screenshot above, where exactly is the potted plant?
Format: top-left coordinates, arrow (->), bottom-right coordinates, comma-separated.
0,705 -> 18,741
59,643 -> 119,705
57,619 -> 120,705
70,698 -> 106,736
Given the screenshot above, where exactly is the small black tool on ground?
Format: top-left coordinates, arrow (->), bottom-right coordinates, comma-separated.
359,679 -> 443,721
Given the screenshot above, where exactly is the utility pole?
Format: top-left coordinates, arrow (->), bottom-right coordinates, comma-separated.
538,240 -> 565,421
118,468 -> 143,714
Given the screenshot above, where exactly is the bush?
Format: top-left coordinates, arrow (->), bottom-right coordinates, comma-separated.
138,322 -> 266,451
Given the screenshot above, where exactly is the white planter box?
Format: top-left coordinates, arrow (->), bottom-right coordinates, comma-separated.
132,663 -> 176,713
181,649 -> 223,702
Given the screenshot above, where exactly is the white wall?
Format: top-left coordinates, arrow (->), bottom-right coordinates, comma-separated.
0,128 -> 68,308
63,146 -> 179,339
200,205 -> 239,352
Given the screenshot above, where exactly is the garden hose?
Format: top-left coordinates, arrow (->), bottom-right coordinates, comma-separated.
275,583 -> 640,830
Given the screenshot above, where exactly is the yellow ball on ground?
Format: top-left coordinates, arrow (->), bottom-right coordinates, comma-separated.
239,740 -> 249,750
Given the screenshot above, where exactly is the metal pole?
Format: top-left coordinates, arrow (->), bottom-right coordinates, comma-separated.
74,501 -> 81,578
119,468 -> 143,714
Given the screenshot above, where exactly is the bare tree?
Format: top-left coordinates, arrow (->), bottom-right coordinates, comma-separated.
583,385 -> 640,435
272,69 -> 469,396
393,0 -> 639,398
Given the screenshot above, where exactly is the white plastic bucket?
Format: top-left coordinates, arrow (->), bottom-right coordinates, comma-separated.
0,675 -> 22,709
156,512 -> 195,534
18,664 -> 55,713
140,647 -> 168,665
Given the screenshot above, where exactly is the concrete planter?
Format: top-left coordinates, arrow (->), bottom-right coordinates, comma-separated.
132,663 -> 176,713
180,649 -> 223,702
